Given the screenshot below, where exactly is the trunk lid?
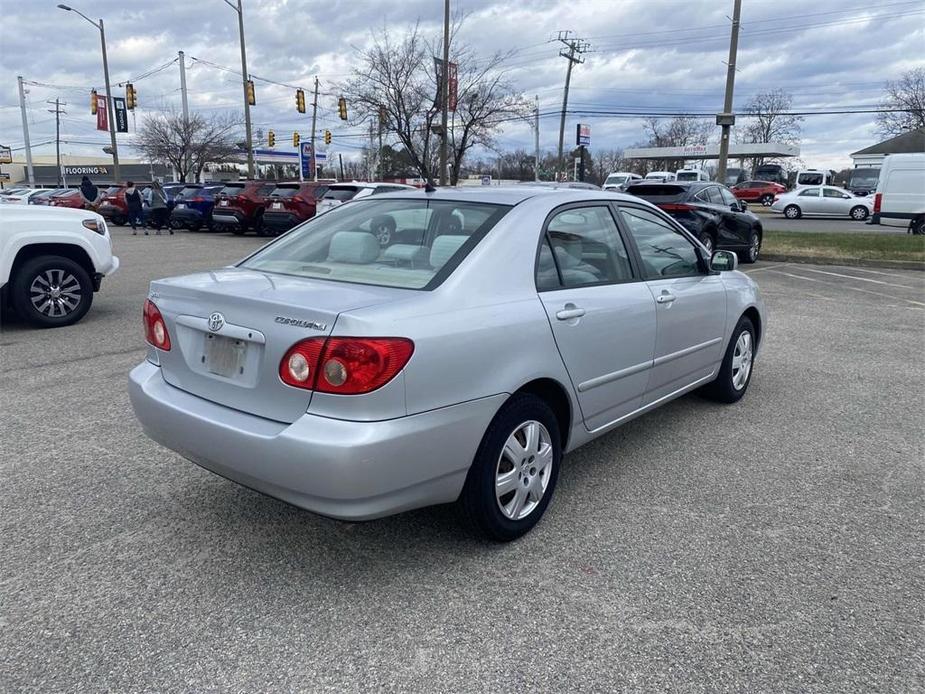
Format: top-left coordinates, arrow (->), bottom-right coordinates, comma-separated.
150,267 -> 409,422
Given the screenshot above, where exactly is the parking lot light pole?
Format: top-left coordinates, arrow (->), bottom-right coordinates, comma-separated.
223,0 -> 255,178
57,4 -> 120,183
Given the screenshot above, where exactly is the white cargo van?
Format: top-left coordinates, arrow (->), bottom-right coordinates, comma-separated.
871,153 -> 925,234
795,169 -> 836,188
644,171 -> 676,182
676,169 -> 709,182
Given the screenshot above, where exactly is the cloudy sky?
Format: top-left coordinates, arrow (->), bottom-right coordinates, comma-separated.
1,0 -> 923,172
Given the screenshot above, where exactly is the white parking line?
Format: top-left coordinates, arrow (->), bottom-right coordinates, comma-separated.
796,266 -> 921,290
744,263 -> 788,274
768,269 -> 925,307
837,266 -> 923,280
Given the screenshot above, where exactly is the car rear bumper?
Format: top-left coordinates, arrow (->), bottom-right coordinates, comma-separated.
170,208 -> 207,224
128,361 -> 504,521
262,211 -> 302,230
211,209 -> 247,226
98,203 -> 125,219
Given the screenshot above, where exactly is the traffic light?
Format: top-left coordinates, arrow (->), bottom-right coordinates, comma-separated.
246,80 -> 256,106
90,89 -> 97,115
296,89 -> 305,114
267,130 -> 275,147
337,96 -> 347,120
324,129 -> 332,145
293,132 -> 300,147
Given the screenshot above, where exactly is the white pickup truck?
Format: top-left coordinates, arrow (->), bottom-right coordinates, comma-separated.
0,205 -> 120,327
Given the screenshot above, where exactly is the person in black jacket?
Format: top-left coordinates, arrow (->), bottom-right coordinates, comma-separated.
124,181 -> 145,234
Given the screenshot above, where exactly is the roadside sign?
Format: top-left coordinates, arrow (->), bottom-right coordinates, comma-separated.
113,97 -> 128,133
0,145 -> 11,164
300,142 -> 315,180
315,151 -> 327,163
576,123 -> 591,147
0,172 -> 10,181
481,175 -> 492,186
96,95 -> 108,131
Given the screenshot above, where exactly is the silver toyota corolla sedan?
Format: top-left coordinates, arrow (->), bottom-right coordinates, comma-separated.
129,187 -> 766,541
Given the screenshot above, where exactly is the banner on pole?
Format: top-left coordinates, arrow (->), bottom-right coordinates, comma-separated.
96,95 -> 108,131
300,142 -> 315,179
113,97 -> 128,133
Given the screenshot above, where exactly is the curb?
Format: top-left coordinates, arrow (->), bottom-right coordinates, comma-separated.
759,253 -> 925,271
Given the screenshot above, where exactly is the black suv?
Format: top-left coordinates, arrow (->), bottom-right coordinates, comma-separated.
626,181 -> 763,263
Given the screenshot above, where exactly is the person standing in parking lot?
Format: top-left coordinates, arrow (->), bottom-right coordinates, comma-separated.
146,180 -> 171,235
125,181 -> 144,235
78,176 -> 100,210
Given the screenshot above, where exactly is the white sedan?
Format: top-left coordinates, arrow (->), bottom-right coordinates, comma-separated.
771,186 -> 873,221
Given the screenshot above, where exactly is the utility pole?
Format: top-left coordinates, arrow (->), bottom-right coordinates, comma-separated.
178,50 -> 189,122
47,99 -> 67,185
368,121 -> 375,181
438,0 -> 450,186
716,0 -> 742,184
556,31 -> 589,179
338,153 -> 345,181
17,76 -> 34,186
310,76 -> 319,181
534,94 -> 540,181
222,0 -> 254,177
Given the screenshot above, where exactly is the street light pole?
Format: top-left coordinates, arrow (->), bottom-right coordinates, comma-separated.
224,0 -> 255,178
57,4 -> 120,182
438,0 -> 449,186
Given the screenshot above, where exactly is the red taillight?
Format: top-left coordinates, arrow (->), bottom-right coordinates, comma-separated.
190,196 -> 205,203
143,299 -> 171,351
873,192 -> 882,213
279,337 -> 414,394
659,203 -> 694,212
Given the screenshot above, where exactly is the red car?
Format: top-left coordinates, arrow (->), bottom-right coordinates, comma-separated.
48,189 -> 86,209
261,181 -> 331,235
211,180 -> 277,236
98,185 -> 131,225
731,180 -> 787,207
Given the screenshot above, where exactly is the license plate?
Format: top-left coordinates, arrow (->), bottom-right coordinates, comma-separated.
176,203 -> 186,209
272,202 -> 282,209
204,334 -> 247,378
220,200 -> 229,206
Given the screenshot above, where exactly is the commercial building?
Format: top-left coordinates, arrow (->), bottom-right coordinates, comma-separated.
850,129 -> 925,168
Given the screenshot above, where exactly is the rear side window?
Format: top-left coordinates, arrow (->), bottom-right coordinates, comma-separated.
619,206 -> 700,279
798,188 -> 820,197
537,206 -> 634,290
823,187 -> 846,198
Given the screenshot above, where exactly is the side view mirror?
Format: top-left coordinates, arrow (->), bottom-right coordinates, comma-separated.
842,194 -> 851,199
711,249 -> 738,272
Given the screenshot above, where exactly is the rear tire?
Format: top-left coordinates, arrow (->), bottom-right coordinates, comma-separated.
459,393 -> 561,542
700,316 -> 755,403
11,255 -> 93,328
850,206 -> 869,221
784,204 -> 801,219
911,217 -> 925,235
231,226 -> 246,236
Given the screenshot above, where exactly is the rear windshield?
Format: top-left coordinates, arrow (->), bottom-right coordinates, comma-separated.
798,173 -> 824,185
605,175 -> 628,185
219,184 -> 245,195
240,199 -> 510,290
178,186 -> 203,197
269,185 -> 301,198
676,171 -> 699,181
323,186 -> 360,201
848,170 -> 879,187
627,184 -> 687,201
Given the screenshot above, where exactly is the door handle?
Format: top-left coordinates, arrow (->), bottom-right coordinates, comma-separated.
556,303 -> 586,320
656,291 -> 676,304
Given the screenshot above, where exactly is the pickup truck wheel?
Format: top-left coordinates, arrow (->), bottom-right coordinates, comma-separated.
910,217 -> 924,235
459,393 -> 561,542
12,256 -> 93,328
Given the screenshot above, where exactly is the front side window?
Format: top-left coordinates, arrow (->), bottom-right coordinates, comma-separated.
241,199 -> 509,290
798,188 -> 820,197
537,206 -> 634,290
619,206 -> 701,279
718,187 -> 738,207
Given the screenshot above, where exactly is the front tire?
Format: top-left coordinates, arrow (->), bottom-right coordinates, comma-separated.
459,394 -> 561,542
760,194 -> 774,206
784,204 -> 801,219
850,206 -> 869,221
11,256 -> 93,328
739,230 -> 761,264
698,230 -> 715,254
911,217 -> 925,235
700,316 -> 755,403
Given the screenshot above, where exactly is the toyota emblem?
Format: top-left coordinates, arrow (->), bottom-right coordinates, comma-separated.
208,312 -> 225,332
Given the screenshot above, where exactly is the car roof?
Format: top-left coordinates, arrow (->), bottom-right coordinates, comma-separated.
370,185 -> 646,206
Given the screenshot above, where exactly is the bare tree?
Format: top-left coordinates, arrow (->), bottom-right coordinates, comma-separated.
642,117 -> 712,171
739,89 -> 803,171
135,109 -> 242,182
876,68 -> 925,138
342,21 -> 528,184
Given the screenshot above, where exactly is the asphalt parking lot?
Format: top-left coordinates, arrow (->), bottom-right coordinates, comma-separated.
1,229 -> 923,692
758,214 -> 909,234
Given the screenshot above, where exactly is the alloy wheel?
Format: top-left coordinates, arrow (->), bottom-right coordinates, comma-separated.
700,234 -> 714,253
731,331 -> 753,391
749,233 -> 761,261
495,420 -> 553,521
30,268 -> 82,318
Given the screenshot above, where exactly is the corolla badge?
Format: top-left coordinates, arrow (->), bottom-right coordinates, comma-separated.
208,312 -> 225,332
275,316 -> 327,331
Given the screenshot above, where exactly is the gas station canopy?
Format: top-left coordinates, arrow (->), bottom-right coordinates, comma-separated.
623,142 -> 799,160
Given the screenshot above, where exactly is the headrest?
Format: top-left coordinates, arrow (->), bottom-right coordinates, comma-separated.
553,240 -> 582,269
327,231 -> 380,264
429,235 -> 468,268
